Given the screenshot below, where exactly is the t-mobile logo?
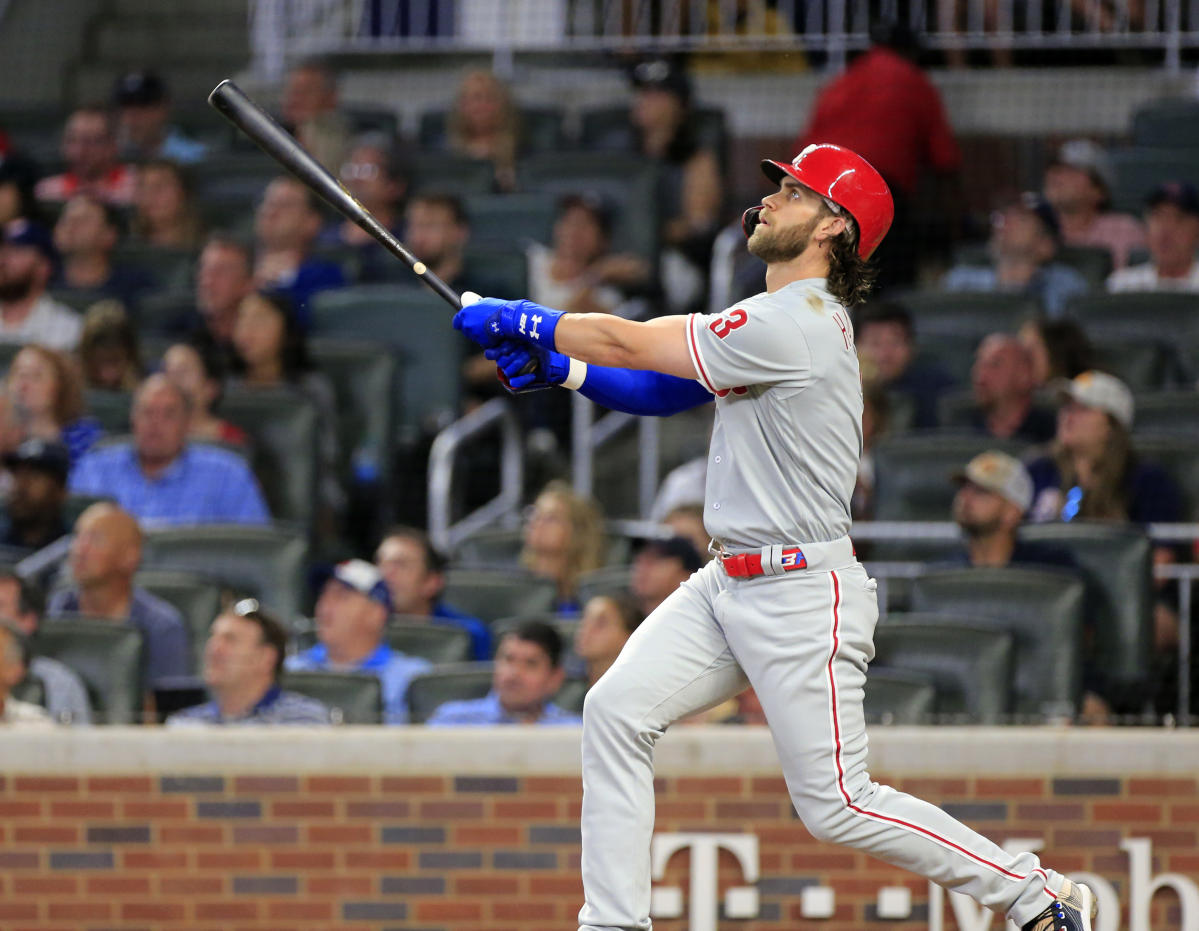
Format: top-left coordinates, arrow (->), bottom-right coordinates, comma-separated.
650,833 -> 759,931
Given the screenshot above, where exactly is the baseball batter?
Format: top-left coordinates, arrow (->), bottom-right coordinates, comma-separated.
454,143 -> 1095,931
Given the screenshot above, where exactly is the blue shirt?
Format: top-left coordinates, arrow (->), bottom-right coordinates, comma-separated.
285,643 -> 431,724
62,418 -> 103,469
47,586 -> 190,691
165,686 -> 330,726
426,690 -> 582,726
942,262 -> 1090,319
1026,455 -> 1184,525
432,601 -> 492,660
159,127 -> 208,164
68,442 -> 270,527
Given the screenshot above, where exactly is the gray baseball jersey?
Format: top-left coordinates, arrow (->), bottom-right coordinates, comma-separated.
685,277 -> 862,548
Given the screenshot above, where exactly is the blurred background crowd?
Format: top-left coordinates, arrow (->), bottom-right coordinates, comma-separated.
0,0 -> 1197,730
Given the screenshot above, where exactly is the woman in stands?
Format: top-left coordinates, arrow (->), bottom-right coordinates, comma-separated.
130,159 -> 203,249
574,593 -> 644,687
520,480 -> 606,615
160,339 -> 247,446
447,69 -> 521,192
5,343 -> 102,468
78,300 -> 142,392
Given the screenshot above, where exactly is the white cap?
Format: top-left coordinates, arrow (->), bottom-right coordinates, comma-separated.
1054,139 -> 1115,194
954,451 -> 1034,512
1055,370 -> 1134,429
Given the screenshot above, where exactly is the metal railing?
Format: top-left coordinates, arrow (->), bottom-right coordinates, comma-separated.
570,390 -> 661,520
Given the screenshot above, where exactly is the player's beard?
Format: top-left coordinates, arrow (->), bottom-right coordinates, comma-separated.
747,213 -> 822,264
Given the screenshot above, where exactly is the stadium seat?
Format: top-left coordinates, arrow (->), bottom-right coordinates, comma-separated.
1109,146 -> 1199,214
1131,98 -> 1199,148
410,150 -> 494,194
139,524 -> 309,622
134,569 -> 224,674
0,342 -> 22,377
461,245 -> 529,298
936,390 -> 1056,431
441,569 -> 558,623
406,662 -> 494,723
910,567 -> 1086,718
555,678 -> 588,715
1057,244 -> 1114,289
1132,391 -> 1199,436
577,566 -> 632,605
279,670 -> 376,724
112,243 -> 195,290
863,669 -> 936,725
894,291 -> 1039,340
310,243 -> 364,283
215,386 -> 320,531
387,620 -> 474,664
344,105 -> 400,139
35,618 -> 143,724
464,192 -> 557,247
452,527 -> 525,568
1092,338 -> 1181,392
914,335 -> 978,386
1130,434 -> 1199,521
871,616 -> 1015,724
49,286 -> 115,314
1065,291 -> 1199,339
135,289 -> 196,336
83,389 -> 133,434
417,106 -> 566,154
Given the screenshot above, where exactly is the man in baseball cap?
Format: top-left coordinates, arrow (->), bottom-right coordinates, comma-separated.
285,559 -> 431,723
1107,180 -> 1199,292
0,438 -> 70,550
0,219 -> 82,351
113,70 -> 207,164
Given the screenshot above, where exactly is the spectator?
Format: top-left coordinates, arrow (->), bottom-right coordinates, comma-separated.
286,559 -> 431,724
0,154 -> 41,227
521,480 -> 606,614
0,569 -> 91,723
404,192 -> 471,291
160,341 -> 247,446
942,192 -> 1089,318
854,302 -> 954,429
965,333 -> 1056,443
1043,139 -> 1144,270
280,57 -> 351,173
130,159 -> 203,250
374,526 -> 491,661
0,439 -> 70,550
629,536 -> 702,617
1016,317 -> 1094,388
70,374 -> 270,526
167,599 -> 329,726
47,502 -> 190,698
113,70 -> 207,164
650,455 -> 707,522
191,235 -> 255,356
661,503 -> 712,565
427,621 -> 581,725
35,106 -> 135,206
796,22 -> 961,287
78,300 -> 142,392
52,194 -> 155,310
1107,181 -> 1199,293
574,594 -> 643,687
447,69 -> 521,192
0,621 -> 53,726
853,381 -> 891,522
0,221 -> 82,350
5,344 -> 102,466
628,57 -> 722,311
527,193 -> 648,316
252,177 -> 345,326
320,134 -> 409,281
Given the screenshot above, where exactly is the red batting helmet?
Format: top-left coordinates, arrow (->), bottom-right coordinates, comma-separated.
759,143 -> 894,258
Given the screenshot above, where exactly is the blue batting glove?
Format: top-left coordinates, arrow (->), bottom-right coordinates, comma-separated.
453,298 -> 566,350
452,296 -> 507,348
486,340 -> 571,393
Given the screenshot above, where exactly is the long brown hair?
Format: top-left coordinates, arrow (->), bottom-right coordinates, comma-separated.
8,344 -> 84,426
520,480 -> 606,597
1050,416 -> 1133,520
824,215 -> 877,307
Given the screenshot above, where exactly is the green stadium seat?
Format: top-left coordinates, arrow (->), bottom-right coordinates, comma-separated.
406,662 -> 494,723
1109,146 -> 1199,213
387,620 -> 473,664
279,670 -> 374,724
464,193 -> 557,247
35,618 -> 143,724
112,243 -> 196,290
134,569 -> 224,675
441,569 -> 558,623
1057,244 -> 1114,289
1132,391 -> 1199,436
83,389 -> 133,434
1132,98 -> 1199,148
896,290 -> 1039,340
136,289 -> 196,336
1064,291 -> 1199,338
410,150 -> 494,194
577,566 -> 632,605
461,245 -> 528,298
554,678 -> 588,715
863,669 -> 936,725
1092,338 -> 1181,392
1131,434 -> 1199,521
452,527 -> 525,568
345,105 -> 400,139
49,286 -> 113,314
936,389 -> 1056,431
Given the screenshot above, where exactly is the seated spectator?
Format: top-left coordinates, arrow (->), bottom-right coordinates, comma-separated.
521,480 -> 606,614
629,536 -> 702,617
70,374 -> 270,525
160,341 -> 247,446
281,57 -> 351,173
321,134 -> 409,281
527,193 -> 648,316
854,302 -> 953,429
78,300 -> 142,392
0,439 -> 70,550
404,192 -> 471,292
167,599 -> 329,726
853,382 -> 891,522
661,503 -> 712,565
447,69 -> 521,192
1016,318 -> 1094,389
286,559 -> 431,724
189,235 -> 255,358
0,621 -> 53,726
650,456 -> 707,522
574,594 -> 643,687
47,502 -> 190,699
0,221 -> 82,350
35,105 -> 135,206
427,621 -> 581,725
52,194 -> 155,310
5,344 -> 102,466
1107,181 -> 1199,293
1043,139 -> 1144,270
966,333 -> 1056,443
130,159 -> 203,250
942,192 -> 1088,318
113,70 -> 207,164
0,154 -> 41,227
252,177 -> 345,326
0,568 -> 91,723
374,526 -> 491,661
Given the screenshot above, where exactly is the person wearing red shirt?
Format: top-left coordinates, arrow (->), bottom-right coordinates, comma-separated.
34,107 -> 135,208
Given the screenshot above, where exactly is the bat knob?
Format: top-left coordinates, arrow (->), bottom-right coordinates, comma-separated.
460,291 -> 482,307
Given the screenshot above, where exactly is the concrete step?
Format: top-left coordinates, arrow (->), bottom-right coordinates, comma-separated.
93,21 -> 248,64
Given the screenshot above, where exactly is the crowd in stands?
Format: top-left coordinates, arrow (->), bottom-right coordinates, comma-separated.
0,43 -> 1196,730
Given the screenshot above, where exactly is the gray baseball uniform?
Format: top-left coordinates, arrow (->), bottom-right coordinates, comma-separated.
578,278 -> 1063,930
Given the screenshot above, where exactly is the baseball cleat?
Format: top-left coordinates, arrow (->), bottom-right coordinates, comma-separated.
1021,879 -> 1096,931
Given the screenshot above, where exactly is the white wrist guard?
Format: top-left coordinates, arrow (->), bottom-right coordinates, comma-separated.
563,357 -> 588,391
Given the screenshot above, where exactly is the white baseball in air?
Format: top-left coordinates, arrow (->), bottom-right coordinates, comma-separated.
460,291 -> 482,306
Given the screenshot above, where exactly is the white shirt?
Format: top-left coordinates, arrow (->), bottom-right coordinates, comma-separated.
1,696 -> 54,726
0,294 -> 83,350
1106,261 -> 1199,293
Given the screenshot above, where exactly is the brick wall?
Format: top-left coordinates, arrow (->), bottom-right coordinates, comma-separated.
0,729 -> 1196,930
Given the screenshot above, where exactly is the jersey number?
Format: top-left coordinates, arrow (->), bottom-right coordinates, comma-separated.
709,308 -> 748,340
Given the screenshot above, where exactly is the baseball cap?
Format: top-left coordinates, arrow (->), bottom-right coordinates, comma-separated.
1013,191 -> 1061,241
329,559 -> 393,611
1146,180 -> 1199,217
1054,370 -> 1134,429
629,57 -> 691,102
1052,139 -> 1115,194
953,451 -> 1034,513
635,536 -> 703,574
2,219 -> 58,265
3,437 -> 70,483
113,70 -> 168,107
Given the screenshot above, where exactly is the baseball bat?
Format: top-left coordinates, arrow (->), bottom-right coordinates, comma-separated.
206,79 -> 478,311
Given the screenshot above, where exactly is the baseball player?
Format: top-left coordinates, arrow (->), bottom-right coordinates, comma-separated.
453,143 -> 1095,931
